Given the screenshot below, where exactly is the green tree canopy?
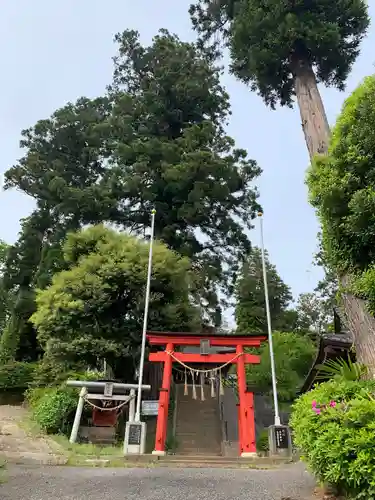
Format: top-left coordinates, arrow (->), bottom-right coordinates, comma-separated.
2,30 -> 261,362
294,292 -> 333,336
31,225 -> 200,374
246,331 -> 316,401
0,240 -> 8,268
308,75 -> 375,274
0,240 -> 10,333
190,0 -> 369,108
1,96 -> 114,363
190,0 -> 371,369
0,211 -> 59,363
106,30 -> 261,313
307,75 -> 375,326
235,247 -> 292,333
4,96 -> 114,223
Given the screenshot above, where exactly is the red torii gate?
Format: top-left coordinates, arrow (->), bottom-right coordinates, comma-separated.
147,331 -> 266,457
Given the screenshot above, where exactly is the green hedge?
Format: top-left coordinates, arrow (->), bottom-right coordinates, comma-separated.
246,331 -> 316,401
27,386 -> 78,435
290,379 -> 375,499
0,362 -> 37,391
26,368 -> 105,436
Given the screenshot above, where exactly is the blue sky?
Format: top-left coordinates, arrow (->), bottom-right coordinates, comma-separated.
1,0 -> 374,304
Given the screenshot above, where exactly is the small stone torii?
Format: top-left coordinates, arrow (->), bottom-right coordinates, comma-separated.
67,380 -> 151,449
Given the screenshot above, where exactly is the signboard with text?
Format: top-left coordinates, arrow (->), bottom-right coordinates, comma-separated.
274,426 -> 289,449
128,424 -> 142,446
141,400 -> 159,416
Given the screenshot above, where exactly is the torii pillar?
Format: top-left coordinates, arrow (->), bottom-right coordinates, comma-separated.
152,342 -> 174,456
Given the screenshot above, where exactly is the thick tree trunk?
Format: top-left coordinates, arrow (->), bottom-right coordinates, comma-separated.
292,57 -> 330,157
293,57 -> 375,376
340,277 -> 375,376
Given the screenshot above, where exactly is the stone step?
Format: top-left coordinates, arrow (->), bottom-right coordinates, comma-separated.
177,408 -> 217,412
177,407 -> 218,412
177,410 -> 218,415
176,445 -> 222,450
176,451 -> 222,456
178,441 -> 221,447
177,412 -> 218,417
176,430 -> 221,434
176,435 -> 220,440
175,448 -> 222,456
177,432 -> 220,437
160,455 -> 243,462
177,435 -> 220,440
176,424 -> 219,429
175,385 -> 222,456
177,402 -> 217,406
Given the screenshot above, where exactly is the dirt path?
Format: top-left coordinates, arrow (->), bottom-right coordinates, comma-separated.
0,405 -> 66,465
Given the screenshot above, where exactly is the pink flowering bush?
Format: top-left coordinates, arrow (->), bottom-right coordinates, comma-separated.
311,399 -> 337,414
290,378 -> 375,499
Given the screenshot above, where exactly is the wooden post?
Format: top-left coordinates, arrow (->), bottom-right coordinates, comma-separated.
153,342 -> 173,455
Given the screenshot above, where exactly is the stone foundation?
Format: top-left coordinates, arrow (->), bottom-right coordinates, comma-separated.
79,426 -> 116,445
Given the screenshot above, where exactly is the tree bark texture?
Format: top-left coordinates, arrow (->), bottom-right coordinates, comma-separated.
293,57 -> 375,376
292,57 -> 330,157
340,276 -> 375,376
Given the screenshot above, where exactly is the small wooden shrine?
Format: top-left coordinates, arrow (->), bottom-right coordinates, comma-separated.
300,308 -> 353,393
147,330 -> 266,457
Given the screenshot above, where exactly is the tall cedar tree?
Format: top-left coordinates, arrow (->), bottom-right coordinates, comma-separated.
106,30 -> 261,320
190,0 -> 371,362
1,30 -> 261,361
190,0 -> 369,156
235,247 -> 292,334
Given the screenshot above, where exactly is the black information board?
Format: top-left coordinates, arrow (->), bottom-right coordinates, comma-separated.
128,424 -> 142,446
274,426 -> 289,449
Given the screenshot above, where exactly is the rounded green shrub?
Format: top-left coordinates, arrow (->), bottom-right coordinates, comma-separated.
290,378 -> 375,499
29,386 -> 78,435
246,331 -> 316,401
0,362 -> 37,391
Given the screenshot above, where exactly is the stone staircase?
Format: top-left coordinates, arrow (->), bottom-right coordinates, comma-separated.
175,384 -> 222,456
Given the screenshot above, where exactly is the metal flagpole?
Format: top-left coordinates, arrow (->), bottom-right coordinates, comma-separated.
135,209 -> 156,422
258,211 -> 281,426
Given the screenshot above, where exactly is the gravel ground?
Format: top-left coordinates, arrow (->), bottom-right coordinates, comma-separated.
0,462 -> 315,500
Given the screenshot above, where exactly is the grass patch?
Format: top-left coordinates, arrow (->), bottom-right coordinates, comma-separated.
19,414 -> 46,438
51,434 -> 123,458
20,413 -> 123,461
65,456 -> 157,468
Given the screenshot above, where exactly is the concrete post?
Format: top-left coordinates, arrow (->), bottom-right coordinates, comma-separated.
129,389 -> 135,422
69,387 -> 87,444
